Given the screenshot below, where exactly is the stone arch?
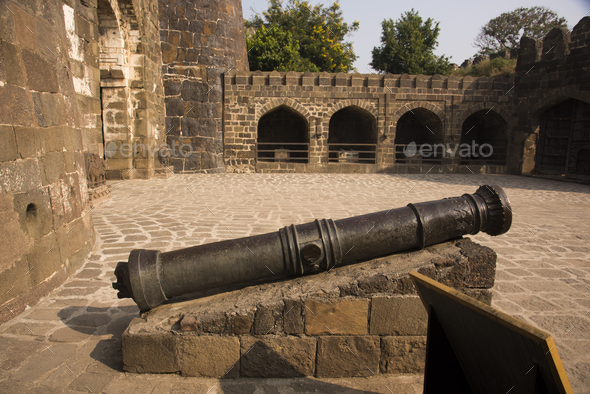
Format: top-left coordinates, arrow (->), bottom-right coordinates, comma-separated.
391,101 -> 446,125
256,104 -> 310,164
458,102 -> 511,128
530,89 -> 590,117
393,106 -> 445,164
460,108 -> 508,165
257,98 -> 310,123
324,99 -> 378,121
327,105 -> 378,164
98,0 -> 152,178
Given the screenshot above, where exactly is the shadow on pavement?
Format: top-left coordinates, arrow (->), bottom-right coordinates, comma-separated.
58,305 -> 138,372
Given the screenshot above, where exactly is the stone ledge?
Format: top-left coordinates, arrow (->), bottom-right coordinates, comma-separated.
121,237 -> 497,378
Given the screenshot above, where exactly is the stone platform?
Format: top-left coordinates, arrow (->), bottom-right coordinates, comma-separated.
122,237 -> 495,378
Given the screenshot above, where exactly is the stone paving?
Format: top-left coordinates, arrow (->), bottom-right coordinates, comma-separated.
0,174 -> 589,393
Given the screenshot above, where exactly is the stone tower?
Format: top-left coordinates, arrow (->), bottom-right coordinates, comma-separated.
158,0 -> 249,172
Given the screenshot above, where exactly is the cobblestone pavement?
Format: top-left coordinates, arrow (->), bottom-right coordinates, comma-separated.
1,174 -> 589,393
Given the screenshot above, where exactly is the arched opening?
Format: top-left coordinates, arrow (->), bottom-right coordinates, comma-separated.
460,110 -> 508,165
328,106 -> 377,164
394,108 -> 443,164
257,105 -> 309,163
536,99 -> 590,179
98,0 -> 131,176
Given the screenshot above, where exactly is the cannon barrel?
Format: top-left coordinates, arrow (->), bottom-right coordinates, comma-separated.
113,185 -> 512,311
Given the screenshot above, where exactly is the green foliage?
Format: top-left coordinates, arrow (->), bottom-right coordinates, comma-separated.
370,9 -> 453,75
475,6 -> 567,56
245,0 -> 359,72
246,25 -> 315,72
452,57 -> 517,78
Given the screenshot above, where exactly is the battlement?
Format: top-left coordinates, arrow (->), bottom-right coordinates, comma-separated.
516,16 -> 590,70
226,71 -> 512,92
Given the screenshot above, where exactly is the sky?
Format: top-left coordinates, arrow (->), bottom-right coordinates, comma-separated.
240,0 -> 590,72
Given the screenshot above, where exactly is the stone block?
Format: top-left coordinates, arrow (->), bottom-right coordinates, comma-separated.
181,336 -> 239,378
32,92 -> 58,127
0,159 -> 42,193
305,298 -> 369,335
370,297 -> 427,336
39,152 -> 65,185
283,299 -> 303,334
179,312 -> 230,334
254,305 -> 280,335
181,80 -> 208,102
165,97 -> 185,117
122,330 -> 179,373
456,238 -> 496,288
316,336 -> 379,378
240,336 -> 316,378
462,289 -> 493,305
380,336 -> 427,373
0,84 -> 33,126
232,313 -> 253,335
14,127 -> 42,159
1,40 -> 24,86
0,125 -> 17,162
23,232 -> 62,286
21,49 -> 58,93
12,187 -> 53,240
181,117 -> 216,138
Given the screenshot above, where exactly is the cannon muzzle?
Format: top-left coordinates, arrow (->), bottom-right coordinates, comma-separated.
113,185 -> 512,311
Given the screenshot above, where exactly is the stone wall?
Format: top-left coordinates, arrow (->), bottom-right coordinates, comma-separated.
0,0 -> 95,324
158,0 -> 249,173
223,71 -> 515,174
121,238 -> 496,378
514,17 -> 590,180
0,0 -> 164,324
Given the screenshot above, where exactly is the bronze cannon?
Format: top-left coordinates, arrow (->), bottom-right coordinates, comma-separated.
113,185 -> 512,311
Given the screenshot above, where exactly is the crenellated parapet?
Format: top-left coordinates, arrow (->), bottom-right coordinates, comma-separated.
513,16 -> 590,177
516,17 -> 590,81
227,71 -> 512,94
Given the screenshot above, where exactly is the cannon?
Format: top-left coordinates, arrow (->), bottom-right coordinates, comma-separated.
113,185 -> 512,311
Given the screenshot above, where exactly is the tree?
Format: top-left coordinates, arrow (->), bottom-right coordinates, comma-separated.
474,7 -> 567,56
371,9 -> 452,75
246,0 -> 359,72
246,25 -> 315,72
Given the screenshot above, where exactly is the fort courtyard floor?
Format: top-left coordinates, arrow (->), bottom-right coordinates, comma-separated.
0,174 -> 589,393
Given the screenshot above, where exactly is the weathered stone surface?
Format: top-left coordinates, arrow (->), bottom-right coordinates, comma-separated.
316,336 -> 380,378
283,299 -> 303,334
0,193 -> 34,275
370,297 -> 428,336
21,49 -> 58,93
181,336 -> 239,378
12,186 -> 53,240
305,299 -> 369,335
0,126 -> 17,162
380,336 -> 427,373
0,84 -> 33,126
1,41 -> 24,86
232,313 -> 253,335
122,329 -> 179,373
0,159 -> 42,193
240,336 -> 316,378
457,239 -> 496,288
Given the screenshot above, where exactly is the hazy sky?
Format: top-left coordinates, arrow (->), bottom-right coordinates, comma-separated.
241,0 -> 590,72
